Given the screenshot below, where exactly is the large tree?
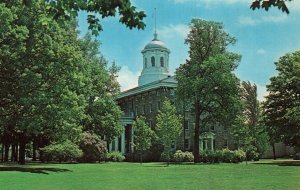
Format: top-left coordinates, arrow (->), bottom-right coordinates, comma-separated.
0,2 -> 87,164
232,81 -> 269,160
176,19 -> 241,163
156,99 -> 182,165
263,50 -> 300,151
78,34 -> 122,144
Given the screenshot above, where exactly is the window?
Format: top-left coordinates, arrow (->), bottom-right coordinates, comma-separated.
143,105 -> 146,114
184,139 -> 189,149
149,103 -> 152,113
160,57 -> 164,67
184,120 -> 189,130
157,101 -> 161,110
135,106 -> 138,115
224,140 -> 228,148
213,139 -> 216,150
171,140 -> 176,149
145,58 -> 147,68
151,56 -> 155,67
211,125 -> 215,131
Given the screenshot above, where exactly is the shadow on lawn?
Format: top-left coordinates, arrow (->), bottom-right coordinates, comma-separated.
0,166 -> 72,174
253,161 -> 300,167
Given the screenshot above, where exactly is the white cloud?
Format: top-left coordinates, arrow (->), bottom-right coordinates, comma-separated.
172,0 -> 248,6
256,83 -> 268,102
238,14 -> 287,26
257,49 -> 266,55
261,15 -> 288,23
117,66 -> 140,91
157,24 -> 190,40
238,16 -> 257,26
287,1 -> 300,11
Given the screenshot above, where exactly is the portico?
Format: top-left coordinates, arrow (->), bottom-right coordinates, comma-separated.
200,132 -> 215,151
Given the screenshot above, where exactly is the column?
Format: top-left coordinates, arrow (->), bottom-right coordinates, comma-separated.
211,138 -> 214,151
114,137 -> 119,151
109,142 -> 112,152
121,129 -> 125,154
131,126 -> 134,152
205,140 -> 208,150
200,140 -> 203,150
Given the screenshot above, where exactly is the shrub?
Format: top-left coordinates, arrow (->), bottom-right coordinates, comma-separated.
105,151 -> 125,162
199,149 -> 246,163
293,152 -> 300,160
160,151 -> 174,162
173,150 -> 194,162
199,150 -> 207,163
243,145 -> 260,161
232,149 -> 246,163
41,141 -> 82,163
79,132 -> 107,162
222,148 -> 234,163
214,150 -> 223,163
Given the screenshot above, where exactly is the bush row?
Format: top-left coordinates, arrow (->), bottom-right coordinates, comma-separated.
159,149 -> 246,163
200,149 -> 246,163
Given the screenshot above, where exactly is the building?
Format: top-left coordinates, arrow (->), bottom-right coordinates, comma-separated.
109,32 -> 234,158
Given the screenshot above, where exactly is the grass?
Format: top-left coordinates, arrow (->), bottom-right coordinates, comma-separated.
0,160 -> 299,190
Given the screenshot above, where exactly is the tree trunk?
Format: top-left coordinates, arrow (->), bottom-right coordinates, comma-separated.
18,134 -> 27,165
193,100 -> 200,163
272,143 -> 276,160
1,144 -> 4,162
32,140 -> 37,161
4,143 -> 9,162
14,143 -> 18,162
11,144 -> 15,162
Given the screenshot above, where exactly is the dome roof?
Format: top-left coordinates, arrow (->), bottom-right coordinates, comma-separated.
142,34 -> 170,52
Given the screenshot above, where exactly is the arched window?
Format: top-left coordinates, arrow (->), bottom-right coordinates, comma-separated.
160,57 -> 164,67
151,56 -> 155,67
144,58 -> 147,68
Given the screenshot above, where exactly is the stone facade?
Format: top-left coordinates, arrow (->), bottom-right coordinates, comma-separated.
110,33 -> 235,158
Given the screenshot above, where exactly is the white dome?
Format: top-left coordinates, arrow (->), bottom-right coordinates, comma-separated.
144,39 -> 168,50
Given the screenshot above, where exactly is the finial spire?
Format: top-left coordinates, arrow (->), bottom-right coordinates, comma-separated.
154,8 -> 158,40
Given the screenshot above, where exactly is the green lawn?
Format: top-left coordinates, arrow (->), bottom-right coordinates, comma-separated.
0,160 -> 299,190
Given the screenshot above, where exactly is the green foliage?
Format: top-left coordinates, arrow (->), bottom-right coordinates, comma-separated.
251,0 -> 291,14
263,50 -> 300,148
173,150 -> 194,162
41,141 -> 82,163
105,151 -> 125,162
79,132 -> 107,162
0,2 -> 124,164
156,99 -> 182,164
231,81 -> 269,159
79,34 -> 122,143
200,149 -> 246,163
133,116 -> 155,153
176,18 -> 241,162
6,0 -> 146,35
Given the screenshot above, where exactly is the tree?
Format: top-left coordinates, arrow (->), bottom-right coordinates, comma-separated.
263,50 -> 300,152
175,19 -> 241,163
231,81 -> 269,160
2,0 -> 146,35
0,2 -> 87,164
251,0 -> 291,14
132,116 -> 155,163
79,132 -> 107,162
156,99 -> 182,165
78,34 -> 122,143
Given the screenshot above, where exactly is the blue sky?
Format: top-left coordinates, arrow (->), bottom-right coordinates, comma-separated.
78,0 -> 300,101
